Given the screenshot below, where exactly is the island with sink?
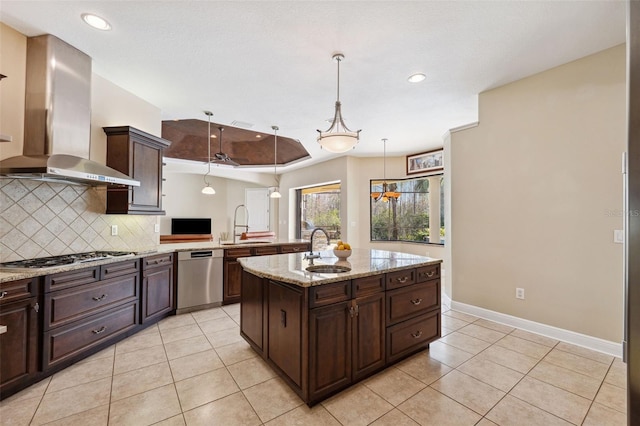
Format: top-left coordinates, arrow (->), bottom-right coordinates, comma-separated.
238,248 -> 442,405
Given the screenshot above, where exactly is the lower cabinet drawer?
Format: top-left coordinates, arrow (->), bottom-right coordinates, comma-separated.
386,280 -> 439,325
45,275 -> 138,330
44,302 -> 138,370
386,310 -> 440,363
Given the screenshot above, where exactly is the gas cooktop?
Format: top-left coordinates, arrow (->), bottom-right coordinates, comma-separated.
0,251 -> 135,271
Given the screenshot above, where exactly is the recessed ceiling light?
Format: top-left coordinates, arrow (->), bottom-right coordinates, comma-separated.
408,73 -> 426,83
256,135 -> 262,138
81,13 -> 111,31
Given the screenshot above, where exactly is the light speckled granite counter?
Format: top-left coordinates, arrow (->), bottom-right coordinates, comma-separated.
0,240 -> 308,283
238,248 -> 442,287
0,253 -> 154,283
157,239 -> 307,253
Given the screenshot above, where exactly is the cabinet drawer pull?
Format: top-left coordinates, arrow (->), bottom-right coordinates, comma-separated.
426,271 -> 435,277
92,326 -> 106,334
92,294 -> 108,301
293,247 -> 300,252
0,291 -> 7,299
396,277 -> 408,284
410,298 -> 422,305
411,330 -> 423,338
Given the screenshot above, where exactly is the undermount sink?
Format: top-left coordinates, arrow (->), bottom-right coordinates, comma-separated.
306,264 -> 351,273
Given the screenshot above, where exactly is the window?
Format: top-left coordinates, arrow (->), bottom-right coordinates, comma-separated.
370,175 -> 444,244
296,183 -> 341,241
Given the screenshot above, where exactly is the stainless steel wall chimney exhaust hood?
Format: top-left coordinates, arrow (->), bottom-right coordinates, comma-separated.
0,35 -> 140,187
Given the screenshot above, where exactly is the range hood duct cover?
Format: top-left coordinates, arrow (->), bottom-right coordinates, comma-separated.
0,35 -> 139,187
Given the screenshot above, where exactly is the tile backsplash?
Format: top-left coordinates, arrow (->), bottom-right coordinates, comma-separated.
0,179 -> 159,262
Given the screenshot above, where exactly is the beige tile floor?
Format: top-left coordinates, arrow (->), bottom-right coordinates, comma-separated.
0,302 -> 627,425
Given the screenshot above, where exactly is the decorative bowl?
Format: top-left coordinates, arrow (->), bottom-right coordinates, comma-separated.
333,248 -> 352,260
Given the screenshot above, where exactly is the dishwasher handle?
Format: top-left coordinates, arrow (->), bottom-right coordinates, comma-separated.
190,251 -> 213,259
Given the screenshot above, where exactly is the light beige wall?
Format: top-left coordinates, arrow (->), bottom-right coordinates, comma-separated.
0,23 -> 26,160
451,45 -> 626,342
278,155 -> 448,265
161,172 -> 268,241
280,156 -> 350,241
90,74 -> 162,164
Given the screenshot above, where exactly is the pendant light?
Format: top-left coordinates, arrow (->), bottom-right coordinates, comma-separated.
372,138 -> 400,202
201,111 -> 216,195
316,53 -> 361,153
270,125 -> 282,199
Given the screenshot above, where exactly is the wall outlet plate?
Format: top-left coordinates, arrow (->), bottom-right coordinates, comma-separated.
516,288 -> 525,299
614,230 -> 624,244
111,225 -> 118,236
154,224 -> 160,233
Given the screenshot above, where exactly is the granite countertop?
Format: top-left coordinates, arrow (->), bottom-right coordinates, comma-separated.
238,248 -> 442,287
157,239 -> 308,252
0,252 -> 154,284
0,239 -> 310,283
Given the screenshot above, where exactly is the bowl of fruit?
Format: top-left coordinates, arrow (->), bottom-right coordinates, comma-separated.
333,241 -> 352,260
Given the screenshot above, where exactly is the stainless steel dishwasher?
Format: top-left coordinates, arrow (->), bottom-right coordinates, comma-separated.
177,249 -> 223,314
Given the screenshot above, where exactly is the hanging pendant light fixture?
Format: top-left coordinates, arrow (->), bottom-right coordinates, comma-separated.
270,125 -> 282,199
317,53 -> 361,153
201,111 -> 216,195
372,138 -> 401,202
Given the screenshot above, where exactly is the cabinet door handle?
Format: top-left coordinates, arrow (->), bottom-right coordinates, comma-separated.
426,271 -> 435,277
0,291 -> 7,299
92,326 -> 106,334
396,277 -> 408,284
411,298 -> 422,305
411,330 -> 423,338
33,302 -> 40,313
348,306 -> 356,318
92,294 -> 108,301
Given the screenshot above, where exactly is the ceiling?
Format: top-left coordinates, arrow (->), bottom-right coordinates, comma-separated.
161,119 -> 310,166
0,1 -> 627,175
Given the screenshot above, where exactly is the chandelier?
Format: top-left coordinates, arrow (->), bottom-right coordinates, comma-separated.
371,138 -> 400,202
201,111 -> 216,195
316,53 -> 361,153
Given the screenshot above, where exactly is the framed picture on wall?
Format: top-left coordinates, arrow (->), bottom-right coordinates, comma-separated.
406,148 -> 444,175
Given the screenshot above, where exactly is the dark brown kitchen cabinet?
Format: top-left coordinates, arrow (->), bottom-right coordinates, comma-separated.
223,243 -> 310,305
309,299 -> 351,401
223,248 -> 251,304
268,280 -> 303,387
240,270 -> 266,353
43,260 -> 140,370
0,278 -> 40,399
104,126 -> 171,215
141,253 -> 175,324
240,262 -> 441,406
309,278 -> 385,400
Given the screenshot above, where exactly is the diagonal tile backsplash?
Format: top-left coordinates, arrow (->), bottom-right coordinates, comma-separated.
0,179 -> 159,262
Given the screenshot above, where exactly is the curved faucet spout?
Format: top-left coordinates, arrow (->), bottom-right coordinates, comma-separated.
233,204 -> 249,244
304,228 -> 330,265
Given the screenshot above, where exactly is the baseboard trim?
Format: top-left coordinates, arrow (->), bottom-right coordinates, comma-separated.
450,300 -> 622,358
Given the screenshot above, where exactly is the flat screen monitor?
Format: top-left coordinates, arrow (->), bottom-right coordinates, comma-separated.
171,218 -> 211,235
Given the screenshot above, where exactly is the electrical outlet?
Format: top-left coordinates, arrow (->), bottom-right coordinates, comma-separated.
111,225 -> 118,236
154,224 -> 160,233
515,288 -> 525,300
614,230 -> 624,244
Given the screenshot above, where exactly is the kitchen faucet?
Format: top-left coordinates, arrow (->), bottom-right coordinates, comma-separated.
304,228 -> 330,265
233,204 -> 249,244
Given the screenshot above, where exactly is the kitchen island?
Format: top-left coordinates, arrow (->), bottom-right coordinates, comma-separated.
238,248 -> 442,405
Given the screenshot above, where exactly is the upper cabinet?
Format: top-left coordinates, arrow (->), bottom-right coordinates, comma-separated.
104,126 -> 171,215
